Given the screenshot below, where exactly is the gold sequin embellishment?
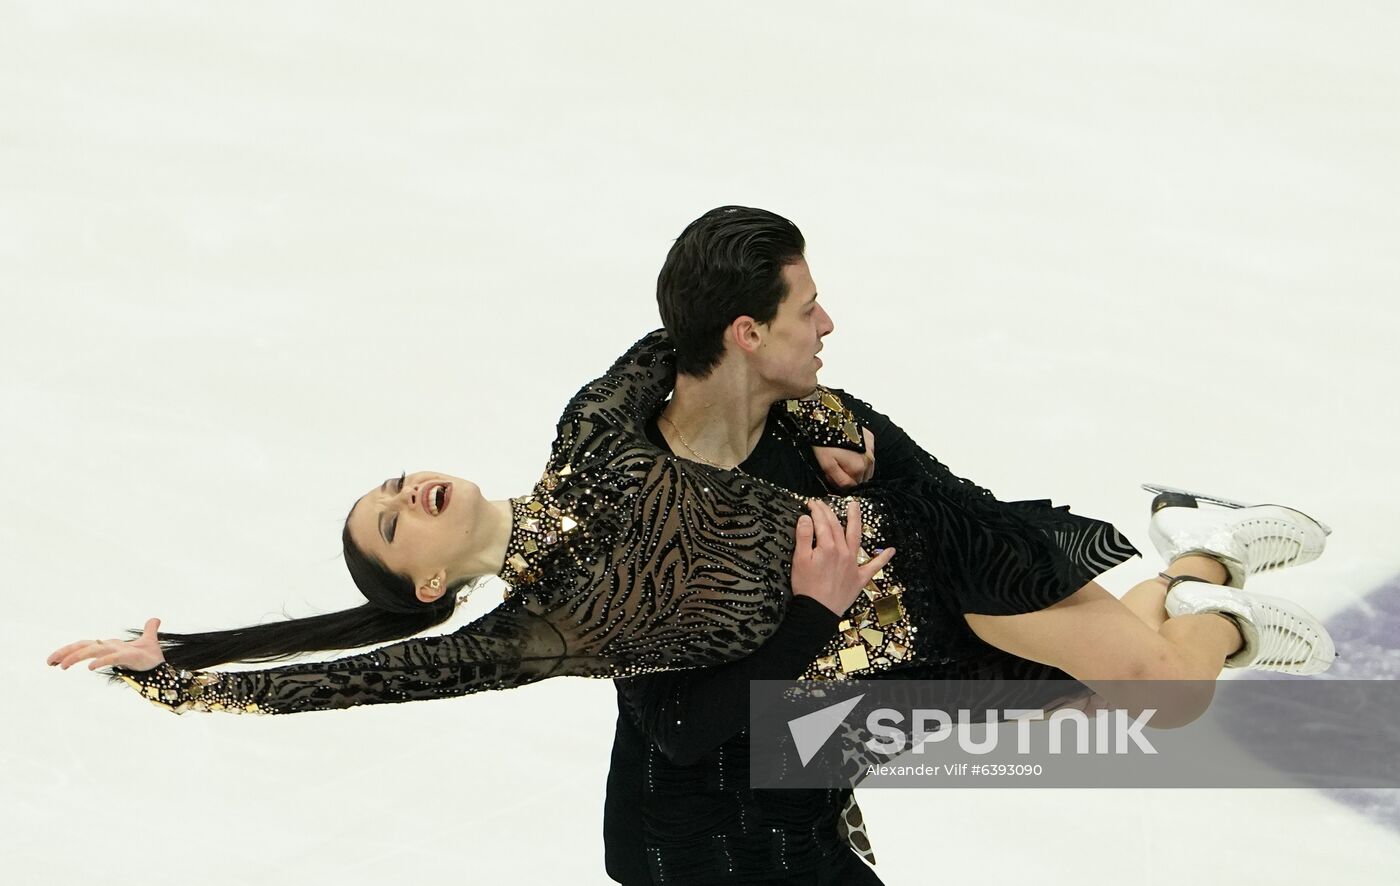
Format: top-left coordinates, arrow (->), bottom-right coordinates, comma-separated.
116,665 -> 268,715
784,385 -> 864,448
498,467 -> 583,591
801,496 -> 915,680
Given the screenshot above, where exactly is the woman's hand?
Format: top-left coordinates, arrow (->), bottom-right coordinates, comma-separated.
813,426 -> 876,490
47,618 -> 167,672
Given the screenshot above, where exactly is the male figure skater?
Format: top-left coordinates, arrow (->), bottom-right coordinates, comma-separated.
603,205 -> 896,885
604,205 -> 1055,884
602,205 -> 1332,885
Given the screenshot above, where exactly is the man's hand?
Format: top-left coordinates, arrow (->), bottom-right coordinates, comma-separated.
813,427 -> 876,490
790,499 -> 895,616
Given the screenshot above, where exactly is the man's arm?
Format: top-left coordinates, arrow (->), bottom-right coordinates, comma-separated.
617,596 -> 839,765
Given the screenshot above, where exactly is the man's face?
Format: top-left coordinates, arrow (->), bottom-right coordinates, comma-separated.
753,258 -> 834,399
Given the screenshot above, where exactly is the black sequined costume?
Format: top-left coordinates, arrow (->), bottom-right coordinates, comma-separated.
113,330 -> 1138,715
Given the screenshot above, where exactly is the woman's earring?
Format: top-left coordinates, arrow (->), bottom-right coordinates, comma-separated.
429,577 -> 441,589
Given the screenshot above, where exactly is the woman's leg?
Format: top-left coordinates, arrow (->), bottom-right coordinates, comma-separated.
1103,495 -> 1336,681
1119,554 -> 1228,631
1117,554 -> 1243,682
1103,549 -> 1240,686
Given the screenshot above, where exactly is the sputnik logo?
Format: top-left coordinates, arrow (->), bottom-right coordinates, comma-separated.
787,694 -> 864,766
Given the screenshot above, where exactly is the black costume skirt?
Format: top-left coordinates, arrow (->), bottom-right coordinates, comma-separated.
860,479 -> 1142,680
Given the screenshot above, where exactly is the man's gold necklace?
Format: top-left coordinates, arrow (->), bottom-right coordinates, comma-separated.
660,414 -> 738,470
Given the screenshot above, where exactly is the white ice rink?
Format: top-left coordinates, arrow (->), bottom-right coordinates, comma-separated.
4,2 -> 1399,883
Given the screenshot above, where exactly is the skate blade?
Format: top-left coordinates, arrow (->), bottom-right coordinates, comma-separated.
1140,483 -> 1332,536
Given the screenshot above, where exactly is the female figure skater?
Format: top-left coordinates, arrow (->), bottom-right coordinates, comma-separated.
48,327 -> 1335,715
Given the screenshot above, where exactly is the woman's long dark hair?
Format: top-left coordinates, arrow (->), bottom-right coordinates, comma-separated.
131,518 -> 473,671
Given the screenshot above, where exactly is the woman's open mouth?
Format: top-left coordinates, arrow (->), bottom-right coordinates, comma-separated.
423,481 -> 452,516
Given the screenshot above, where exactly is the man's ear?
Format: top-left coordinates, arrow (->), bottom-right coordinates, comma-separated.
727,315 -> 764,355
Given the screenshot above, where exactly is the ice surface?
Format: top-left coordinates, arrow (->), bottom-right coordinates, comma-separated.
4,2 -> 1398,884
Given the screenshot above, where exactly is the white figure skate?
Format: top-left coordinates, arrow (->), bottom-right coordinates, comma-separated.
1164,580 -> 1337,675
1142,484 -> 1330,589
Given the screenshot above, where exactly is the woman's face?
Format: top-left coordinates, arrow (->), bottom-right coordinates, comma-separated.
345,471 -> 488,592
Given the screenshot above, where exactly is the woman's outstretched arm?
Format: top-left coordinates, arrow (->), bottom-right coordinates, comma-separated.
49,496 -> 892,718
49,597 -> 589,715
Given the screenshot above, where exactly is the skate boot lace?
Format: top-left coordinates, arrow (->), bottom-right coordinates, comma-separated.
1238,518 -> 1306,574
1252,601 -> 1325,672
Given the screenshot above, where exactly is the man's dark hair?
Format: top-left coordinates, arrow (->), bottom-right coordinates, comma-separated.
656,205 -> 806,377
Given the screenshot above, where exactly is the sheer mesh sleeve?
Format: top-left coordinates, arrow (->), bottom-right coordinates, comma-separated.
110,597 -> 580,715
549,328 -> 676,473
